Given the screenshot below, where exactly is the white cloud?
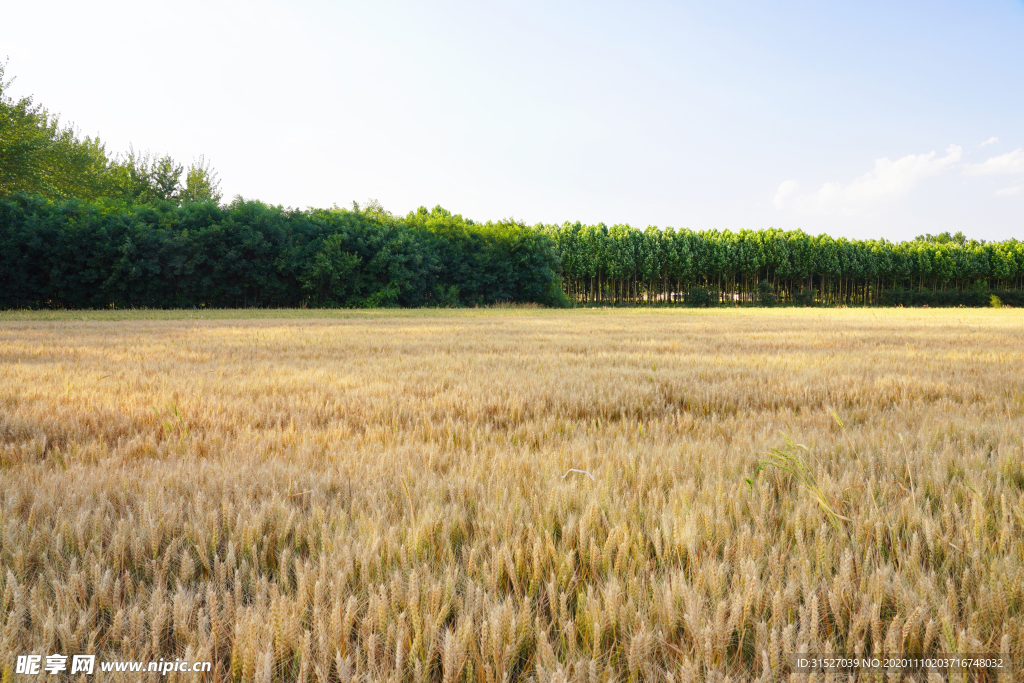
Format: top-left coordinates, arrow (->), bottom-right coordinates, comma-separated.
994,186 -> 1021,197
772,180 -> 800,209
979,137 -> 999,147
963,148 -> 1024,176
774,145 -> 962,214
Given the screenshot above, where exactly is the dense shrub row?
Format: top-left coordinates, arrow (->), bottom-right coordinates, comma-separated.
0,195 -> 564,309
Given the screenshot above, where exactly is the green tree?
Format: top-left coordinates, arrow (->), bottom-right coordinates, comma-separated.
1,65 -> 222,206
150,155 -> 183,201
180,156 -> 222,203
300,234 -> 361,306
0,62 -> 112,200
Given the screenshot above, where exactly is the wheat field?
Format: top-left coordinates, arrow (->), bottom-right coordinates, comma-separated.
1,308 -> 1023,682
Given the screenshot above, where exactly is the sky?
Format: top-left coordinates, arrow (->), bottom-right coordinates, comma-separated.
2,0 -> 1023,240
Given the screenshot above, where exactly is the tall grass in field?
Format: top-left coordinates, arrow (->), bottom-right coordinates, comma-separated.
1,309 -> 1023,681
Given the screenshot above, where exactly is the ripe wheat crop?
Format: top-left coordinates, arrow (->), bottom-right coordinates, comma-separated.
1,308 -> 1023,681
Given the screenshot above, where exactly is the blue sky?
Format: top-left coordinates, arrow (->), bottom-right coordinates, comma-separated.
3,0 -> 1023,240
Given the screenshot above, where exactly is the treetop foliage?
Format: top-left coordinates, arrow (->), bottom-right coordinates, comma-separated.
0,62 -> 220,205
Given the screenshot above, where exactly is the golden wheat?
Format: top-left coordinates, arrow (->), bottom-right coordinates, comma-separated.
1,308 -> 1023,681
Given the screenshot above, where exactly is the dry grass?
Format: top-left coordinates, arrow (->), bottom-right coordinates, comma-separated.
1,308 -> 1023,682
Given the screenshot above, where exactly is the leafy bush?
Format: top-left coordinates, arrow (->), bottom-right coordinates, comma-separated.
685,287 -> 718,307
756,281 -> 777,307
793,288 -> 817,307
883,289 -> 1023,308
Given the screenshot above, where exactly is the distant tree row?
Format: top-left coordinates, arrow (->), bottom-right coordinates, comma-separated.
5,193 -> 1022,309
0,63 -> 220,205
545,223 -> 1024,305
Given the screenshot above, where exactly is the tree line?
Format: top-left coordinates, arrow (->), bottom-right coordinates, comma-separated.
4,194 -> 1022,309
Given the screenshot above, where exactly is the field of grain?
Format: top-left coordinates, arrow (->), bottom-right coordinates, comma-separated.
1,308 -> 1023,682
